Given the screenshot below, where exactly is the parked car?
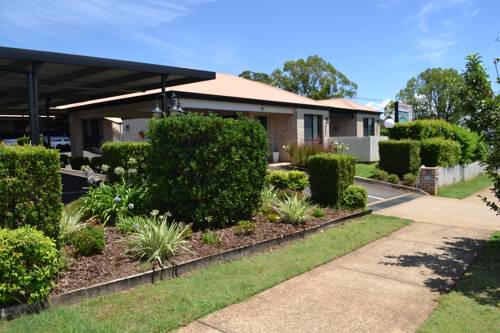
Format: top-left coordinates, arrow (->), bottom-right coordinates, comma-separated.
42,130 -> 71,151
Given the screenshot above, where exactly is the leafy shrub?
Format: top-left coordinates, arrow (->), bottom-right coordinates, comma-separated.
116,215 -> 151,234
16,136 -> 30,146
266,170 -> 309,191
275,194 -> 315,225
147,114 -> 268,229
420,138 -> 461,167
379,140 -> 421,177
312,208 -> 326,218
0,145 -> 62,240
81,182 -> 147,224
127,217 -> 190,266
341,185 -> 367,210
60,210 -> 85,243
60,154 -> 70,168
388,119 -> 479,164
266,213 -> 280,223
69,156 -> 90,171
70,225 -> 105,256
402,173 -> 417,186
0,227 -> 59,304
261,185 -> 278,213
387,174 -> 400,184
287,143 -> 331,168
101,141 -> 150,183
372,169 -> 389,181
235,220 -> 256,236
201,231 -> 220,245
308,153 -> 356,207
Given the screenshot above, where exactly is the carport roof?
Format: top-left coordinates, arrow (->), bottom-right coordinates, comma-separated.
0,46 -> 215,114
317,98 -> 381,113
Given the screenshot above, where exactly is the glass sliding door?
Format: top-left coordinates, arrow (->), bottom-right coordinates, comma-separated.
304,114 -> 322,145
363,118 -> 375,136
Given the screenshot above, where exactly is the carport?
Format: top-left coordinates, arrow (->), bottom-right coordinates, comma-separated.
0,46 -> 215,155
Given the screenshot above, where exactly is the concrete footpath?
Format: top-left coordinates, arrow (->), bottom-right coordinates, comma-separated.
177,190 -> 499,333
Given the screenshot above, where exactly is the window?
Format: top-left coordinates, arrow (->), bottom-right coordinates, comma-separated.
304,114 -> 322,145
363,118 -> 375,136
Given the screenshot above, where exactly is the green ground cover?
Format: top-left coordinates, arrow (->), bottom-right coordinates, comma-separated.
1,214 -> 411,333
418,232 -> 500,333
437,174 -> 492,199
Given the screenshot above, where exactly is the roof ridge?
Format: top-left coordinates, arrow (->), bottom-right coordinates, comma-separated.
218,72 -> 323,105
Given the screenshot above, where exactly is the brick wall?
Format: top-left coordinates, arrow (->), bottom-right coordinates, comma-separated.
418,166 -> 439,195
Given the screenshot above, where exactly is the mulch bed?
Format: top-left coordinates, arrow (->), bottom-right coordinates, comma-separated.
52,208 -> 354,295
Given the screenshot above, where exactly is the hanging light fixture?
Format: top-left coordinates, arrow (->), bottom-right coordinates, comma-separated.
168,93 -> 185,116
150,98 -> 162,118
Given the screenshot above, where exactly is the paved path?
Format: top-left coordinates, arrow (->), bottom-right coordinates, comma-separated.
177,190 -> 499,333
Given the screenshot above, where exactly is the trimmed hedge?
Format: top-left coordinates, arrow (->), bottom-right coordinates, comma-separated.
308,153 -> 356,207
379,140 -> 421,177
69,156 -> 90,171
147,114 -> 268,229
266,170 -> 309,191
388,119 -> 481,164
341,185 -> 367,210
420,138 -> 461,167
101,141 -> 150,182
0,227 -> 59,304
0,145 -> 62,240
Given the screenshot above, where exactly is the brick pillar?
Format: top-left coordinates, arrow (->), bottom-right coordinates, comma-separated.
69,113 -> 84,157
418,166 -> 439,195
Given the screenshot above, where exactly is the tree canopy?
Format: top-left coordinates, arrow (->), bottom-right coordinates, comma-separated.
396,68 -> 463,122
239,55 -> 357,100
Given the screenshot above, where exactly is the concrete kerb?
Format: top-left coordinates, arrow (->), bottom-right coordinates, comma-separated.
355,176 -> 429,196
1,209 -> 371,320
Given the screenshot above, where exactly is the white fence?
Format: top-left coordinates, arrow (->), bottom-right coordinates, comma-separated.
330,136 -> 388,162
436,161 -> 486,187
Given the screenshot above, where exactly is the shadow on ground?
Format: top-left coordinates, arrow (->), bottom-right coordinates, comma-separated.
381,236 -> 488,293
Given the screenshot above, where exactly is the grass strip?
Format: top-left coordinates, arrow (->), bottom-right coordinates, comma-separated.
418,232 -> 500,333
355,162 -> 377,178
437,174 -> 491,199
1,214 -> 411,333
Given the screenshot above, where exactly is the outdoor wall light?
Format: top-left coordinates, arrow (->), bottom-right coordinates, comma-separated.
383,117 -> 395,129
150,100 -> 163,118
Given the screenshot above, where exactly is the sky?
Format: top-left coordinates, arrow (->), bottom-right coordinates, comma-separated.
0,0 -> 498,110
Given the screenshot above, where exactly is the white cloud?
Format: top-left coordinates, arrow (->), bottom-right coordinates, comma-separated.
366,98 -> 392,112
0,0 -> 213,66
416,35 -> 457,62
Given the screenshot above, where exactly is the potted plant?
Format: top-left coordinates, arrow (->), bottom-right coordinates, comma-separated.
272,148 -> 280,163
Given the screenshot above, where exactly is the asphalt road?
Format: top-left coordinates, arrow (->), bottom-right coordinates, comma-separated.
354,179 -> 410,204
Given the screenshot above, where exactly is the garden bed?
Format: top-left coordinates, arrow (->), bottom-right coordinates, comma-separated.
53,208 -> 354,295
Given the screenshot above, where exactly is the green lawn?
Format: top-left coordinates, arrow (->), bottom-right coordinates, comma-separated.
1,215 -> 411,333
355,162 -> 377,178
438,174 -> 492,199
418,232 -> 500,333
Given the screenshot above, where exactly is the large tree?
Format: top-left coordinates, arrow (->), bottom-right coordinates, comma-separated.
459,54 -> 495,134
239,55 -> 357,100
396,68 -> 463,122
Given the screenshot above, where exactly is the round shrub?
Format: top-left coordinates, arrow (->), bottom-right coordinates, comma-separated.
266,170 -> 308,191
70,225 -> 105,256
372,169 -> 389,181
60,154 -> 70,168
147,114 -> 268,229
234,220 -> 256,236
402,173 -> 417,186
341,185 -> 367,210
387,174 -> 400,184
0,227 -> 59,304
